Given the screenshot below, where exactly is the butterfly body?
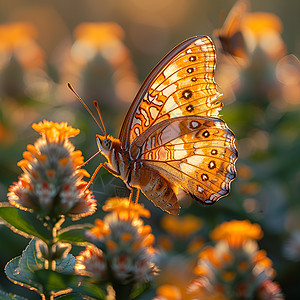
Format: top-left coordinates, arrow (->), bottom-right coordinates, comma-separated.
97,134 -> 180,214
94,35 -> 237,214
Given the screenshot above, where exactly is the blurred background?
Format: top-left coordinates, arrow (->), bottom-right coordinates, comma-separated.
0,0 -> 299,298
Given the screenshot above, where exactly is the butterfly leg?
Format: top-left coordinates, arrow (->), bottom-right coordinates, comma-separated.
83,163 -> 103,192
83,161 -> 121,192
128,188 -> 141,205
135,189 -> 140,204
79,151 -> 101,168
128,188 -> 134,203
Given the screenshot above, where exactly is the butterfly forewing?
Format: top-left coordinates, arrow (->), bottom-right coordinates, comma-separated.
130,116 -> 237,211
119,36 -> 223,150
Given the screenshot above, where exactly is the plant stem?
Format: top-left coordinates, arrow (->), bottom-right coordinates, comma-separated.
112,280 -> 134,300
41,292 -> 54,300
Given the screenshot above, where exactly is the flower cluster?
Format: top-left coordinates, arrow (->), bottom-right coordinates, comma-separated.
159,214 -> 204,254
192,220 -> 284,300
75,197 -> 157,286
0,22 -> 45,69
7,120 -> 96,219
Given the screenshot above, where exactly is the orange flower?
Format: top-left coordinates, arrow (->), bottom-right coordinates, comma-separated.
8,120 -> 96,219
243,12 -> 283,37
194,221 -> 280,299
161,214 -> 203,238
74,22 -> 124,49
84,197 -> 157,284
210,220 -> 263,248
32,120 -> 80,143
89,219 -> 111,239
75,245 -> 107,280
198,246 -> 222,268
0,22 -> 37,50
0,22 -> 44,68
156,285 -> 182,300
102,197 -> 150,220
242,12 -> 286,60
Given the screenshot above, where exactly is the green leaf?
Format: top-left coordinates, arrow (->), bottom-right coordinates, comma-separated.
57,224 -> 93,245
55,293 -> 85,300
5,239 -> 78,296
18,238 -> 44,275
0,290 -> 28,300
5,239 -> 43,293
55,253 -> 76,274
130,282 -> 151,299
0,203 -> 51,242
34,269 -> 78,291
72,279 -> 106,300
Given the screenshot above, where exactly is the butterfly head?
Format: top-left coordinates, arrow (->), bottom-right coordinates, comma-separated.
96,134 -> 113,156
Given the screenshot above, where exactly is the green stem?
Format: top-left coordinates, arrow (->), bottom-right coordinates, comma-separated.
45,216 -> 65,270
40,217 -> 65,299
41,292 -> 54,300
112,280 -> 134,300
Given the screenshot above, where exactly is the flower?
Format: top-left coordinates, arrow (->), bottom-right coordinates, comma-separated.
210,220 -> 263,248
161,214 -> 203,238
7,120 -> 96,219
256,280 -> 285,300
32,120 -> 80,143
75,245 -> 107,281
76,197 -> 157,286
102,197 -> 151,221
73,22 -> 125,53
242,12 -> 286,60
193,220 -> 283,300
0,22 -> 44,69
63,22 -> 139,104
154,255 -> 198,300
158,214 -> 204,254
154,285 -> 182,300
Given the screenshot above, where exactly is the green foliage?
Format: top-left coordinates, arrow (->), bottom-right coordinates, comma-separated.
55,294 -> 85,300
5,239 -> 44,294
57,224 -> 93,245
0,290 -> 28,300
71,279 -> 107,299
0,204 -> 52,242
5,239 -> 77,298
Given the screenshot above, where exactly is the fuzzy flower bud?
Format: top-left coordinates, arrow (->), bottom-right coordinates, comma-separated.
192,220 -> 283,299
75,197 -> 157,286
7,120 -> 97,219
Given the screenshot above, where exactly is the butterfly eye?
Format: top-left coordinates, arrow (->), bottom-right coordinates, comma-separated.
96,136 -> 112,151
103,139 -> 112,150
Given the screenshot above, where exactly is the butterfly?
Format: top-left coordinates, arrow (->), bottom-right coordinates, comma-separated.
69,35 -> 238,215
213,0 -> 249,64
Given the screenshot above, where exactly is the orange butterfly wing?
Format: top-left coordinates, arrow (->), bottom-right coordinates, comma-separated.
130,116 -> 237,213
115,35 -> 237,214
119,36 -> 223,150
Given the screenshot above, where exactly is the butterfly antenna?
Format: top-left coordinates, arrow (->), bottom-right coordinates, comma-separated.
67,83 -> 105,135
93,100 -> 107,138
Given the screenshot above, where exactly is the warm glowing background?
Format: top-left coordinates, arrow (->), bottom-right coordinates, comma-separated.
0,0 -> 299,298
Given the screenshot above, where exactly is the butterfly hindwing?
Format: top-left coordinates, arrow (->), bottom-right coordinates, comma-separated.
130,116 -> 237,211
119,36 -> 223,150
